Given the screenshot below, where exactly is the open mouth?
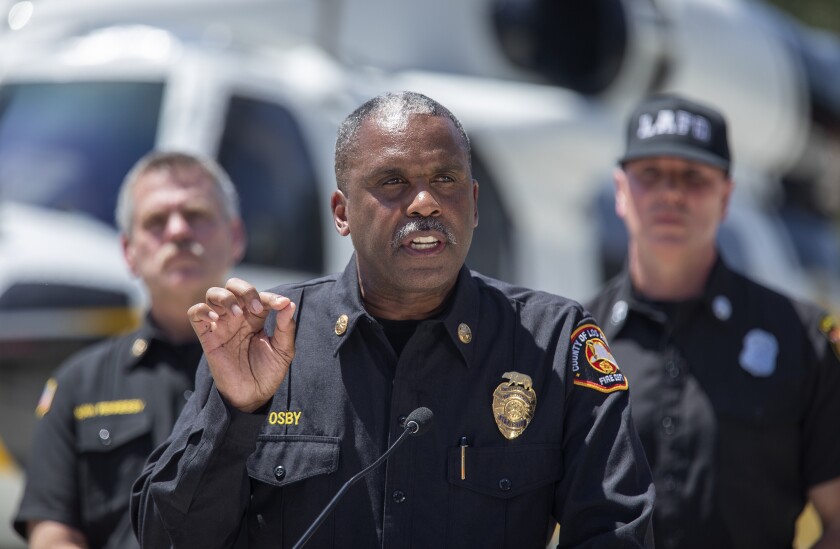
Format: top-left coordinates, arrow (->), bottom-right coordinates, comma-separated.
393,217 -> 457,251
409,235 -> 441,250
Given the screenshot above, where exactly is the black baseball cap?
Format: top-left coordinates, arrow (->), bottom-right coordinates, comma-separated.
619,93 -> 731,172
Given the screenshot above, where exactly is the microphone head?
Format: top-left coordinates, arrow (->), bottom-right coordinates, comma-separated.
404,407 -> 434,436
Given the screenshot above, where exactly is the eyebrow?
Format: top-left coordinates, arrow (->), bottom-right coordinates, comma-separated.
363,161 -> 467,180
359,166 -> 400,183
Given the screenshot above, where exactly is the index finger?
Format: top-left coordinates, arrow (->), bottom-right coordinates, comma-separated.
224,277 -> 264,315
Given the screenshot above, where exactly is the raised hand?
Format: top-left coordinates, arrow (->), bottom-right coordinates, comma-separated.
188,278 -> 296,413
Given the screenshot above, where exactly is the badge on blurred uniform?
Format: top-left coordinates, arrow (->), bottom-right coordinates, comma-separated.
570,324 -> 628,393
820,315 -> 840,361
739,329 -> 778,377
492,372 -> 536,440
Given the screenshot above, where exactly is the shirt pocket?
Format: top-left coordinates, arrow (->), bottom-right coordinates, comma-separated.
712,376 -> 801,487
246,435 -> 342,546
75,412 -> 153,530
445,444 -> 562,549
247,434 -> 340,487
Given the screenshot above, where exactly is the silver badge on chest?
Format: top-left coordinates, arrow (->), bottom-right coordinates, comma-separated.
739,329 -> 778,377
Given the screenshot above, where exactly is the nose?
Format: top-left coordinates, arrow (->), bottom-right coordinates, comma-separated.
660,175 -> 686,202
407,189 -> 441,218
164,212 -> 192,239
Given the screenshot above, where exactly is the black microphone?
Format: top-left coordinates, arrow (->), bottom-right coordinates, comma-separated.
291,407 -> 434,549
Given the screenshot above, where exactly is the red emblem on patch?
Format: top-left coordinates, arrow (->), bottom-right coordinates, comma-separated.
585,337 -> 618,374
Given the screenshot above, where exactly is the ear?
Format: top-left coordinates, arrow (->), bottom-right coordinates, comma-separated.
230,218 -> 247,263
472,179 -> 479,228
720,175 -> 734,220
122,234 -> 140,277
332,190 -> 350,236
613,168 -> 628,220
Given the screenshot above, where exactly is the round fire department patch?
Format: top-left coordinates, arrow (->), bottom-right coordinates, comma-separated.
570,324 -> 628,393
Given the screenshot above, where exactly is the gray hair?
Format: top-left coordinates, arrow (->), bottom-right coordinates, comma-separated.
334,91 -> 471,194
115,150 -> 241,236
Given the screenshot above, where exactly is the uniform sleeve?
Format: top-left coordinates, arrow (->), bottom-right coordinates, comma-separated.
13,367 -> 83,536
130,358 -> 266,548
553,316 -> 655,548
801,313 -> 840,488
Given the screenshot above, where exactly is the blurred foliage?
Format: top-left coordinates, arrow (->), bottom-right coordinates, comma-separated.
766,0 -> 840,33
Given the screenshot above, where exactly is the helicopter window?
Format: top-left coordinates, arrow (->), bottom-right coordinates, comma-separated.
491,0 -> 628,95
217,95 -> 323,274
0,82 -> 162,225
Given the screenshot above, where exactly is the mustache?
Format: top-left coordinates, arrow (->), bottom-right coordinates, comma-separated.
651,204 -> 687,216
392,217 -> 457,249
162,240 -> 205,259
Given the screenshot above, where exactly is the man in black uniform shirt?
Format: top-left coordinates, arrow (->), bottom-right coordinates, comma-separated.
586,93 -> 840,548
14,151 -> 246,548
131,91 -> 655,548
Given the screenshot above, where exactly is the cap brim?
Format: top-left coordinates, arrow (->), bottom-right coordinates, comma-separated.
619,145 -> 730,172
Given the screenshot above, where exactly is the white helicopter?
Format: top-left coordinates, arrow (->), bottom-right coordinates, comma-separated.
0,0 -> 837,546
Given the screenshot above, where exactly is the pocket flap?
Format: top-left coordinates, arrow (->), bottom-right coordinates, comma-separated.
248,435 -> 340,487
76,411 -> 152,453
447,444 -> 562,499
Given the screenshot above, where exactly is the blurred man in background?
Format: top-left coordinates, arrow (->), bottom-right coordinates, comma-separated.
13,151 -> 245,548
587,93 -> 840,548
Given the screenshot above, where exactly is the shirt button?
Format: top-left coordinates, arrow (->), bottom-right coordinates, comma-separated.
392,490 -> 406,503
498,478 -> 512,491
273,465 -> 286,481
662,475 -> 676,492
661,416 -> 675,435
397,415 -> 407,428
183,389 -> 193,401
666,363 -> 680,378
99,429 -> 111,446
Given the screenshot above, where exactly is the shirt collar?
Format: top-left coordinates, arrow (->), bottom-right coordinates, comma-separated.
438,264 -> 480,369
328,256 -> 480,368
327,256 -> 369,357
698,256 -> 737,323
124,314 -> 202,370
604,255 -> 736,337
123,316 -> 159,370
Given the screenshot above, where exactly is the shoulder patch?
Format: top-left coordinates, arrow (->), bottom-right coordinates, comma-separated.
35,378 -> 58,418
570,324 -> 628,393
819,315 -> 840,361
